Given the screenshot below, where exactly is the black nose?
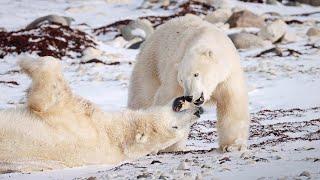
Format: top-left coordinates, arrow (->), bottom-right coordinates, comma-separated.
194,93 -> 204,106
185,96 -> 193,102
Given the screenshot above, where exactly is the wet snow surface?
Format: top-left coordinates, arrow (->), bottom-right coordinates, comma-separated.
0,0 -> 320,179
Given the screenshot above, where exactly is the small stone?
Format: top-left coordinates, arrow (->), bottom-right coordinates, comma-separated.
65,5 -> 96,13
266,0 -> 278,5
272,155 -> 282,160
229,32 -> 272,49
199,0 -> 230,9
285,1 -> 301,6
201,164 -> 212,169
82,47 -> 103,62
307,27 -> 320,37
240,152 -> 251,159
115,74 -> 127,81
177,161 -> 189,170
297,0 -> 320,6
86,177 -> 96,180
282,31 -> 298,43
137,172 -> 152,179
227,10 -> 265,28
257,177 -> 266,180
277,176 -> 288,180
120,19 -> 154,41
26,15 -> 74,30
106,36 -> 128,48
204,8 -> 232,24
159,172 -> 171,179
195,174 -> 203,180
258,19 -> 287,43
299,171 -> 311,177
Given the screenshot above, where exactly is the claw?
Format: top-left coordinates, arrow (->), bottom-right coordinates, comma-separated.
172,96 -> 187,112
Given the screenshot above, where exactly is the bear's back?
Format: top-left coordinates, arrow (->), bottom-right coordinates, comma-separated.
139,15 -> 226,73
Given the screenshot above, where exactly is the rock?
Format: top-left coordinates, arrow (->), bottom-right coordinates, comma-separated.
297,0 -> 320,6
86,176 -> 96,180
106,36 -> 128,48
65,5 -> 96,13
231,6 -> 246,13
116,74 -> 128,81
299,171 -> 311,177
281,31 -> 298,43
195,174 -> 203,180
140,0 -> 170,9
104,0 -> 132,3
277,176 -> 288,180
200,164 -> 212,169
227,10 -> 266,28
285,1 -> 301,6
229,32 -> 272,49
159,172 -> 171,179
240,152 -> 252,159
206,0 -> 230,9
120,19 -> 154,41
258,19 -> 287,43
137,172 -> 152,179
82,47 -> 103,62
127,39 -> 144,49
204,8 -> 232,24
271,155 -> 282,160
306,27 -> 320,37
213,22 -> 230,31
177,161 -> 189,170
266,0 -> 278,5
26,15 -> 74,30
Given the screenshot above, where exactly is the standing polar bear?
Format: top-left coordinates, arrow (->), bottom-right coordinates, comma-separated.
128,15 -> 250,152
0,56 -> 200,172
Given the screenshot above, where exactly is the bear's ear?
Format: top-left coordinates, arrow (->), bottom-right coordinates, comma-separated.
201,49 -> 214,59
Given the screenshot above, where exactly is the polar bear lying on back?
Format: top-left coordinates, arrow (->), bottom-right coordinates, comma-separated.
0,56 -> 200,172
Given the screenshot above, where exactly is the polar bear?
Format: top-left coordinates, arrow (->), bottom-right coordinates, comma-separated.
128,15 -> 250,152
0,56 -> 200,172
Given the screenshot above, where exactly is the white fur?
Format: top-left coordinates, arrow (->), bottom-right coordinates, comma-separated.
128,15 -> 250,152
0,56 -> 199,172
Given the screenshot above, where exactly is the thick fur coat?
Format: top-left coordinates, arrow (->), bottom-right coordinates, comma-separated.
0,56 -> 199,172
128,15 -> 250,152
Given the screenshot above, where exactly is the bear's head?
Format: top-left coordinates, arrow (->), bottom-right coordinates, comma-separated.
177,45 -> 231,105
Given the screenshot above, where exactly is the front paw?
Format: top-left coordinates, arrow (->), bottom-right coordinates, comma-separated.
221,143 -> 247,153
172,96 -> 192,112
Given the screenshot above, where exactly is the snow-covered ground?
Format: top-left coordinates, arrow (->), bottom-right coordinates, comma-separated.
0,0 -> 320,179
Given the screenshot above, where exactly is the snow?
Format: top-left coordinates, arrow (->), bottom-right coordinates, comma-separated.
0,0 -> 320,179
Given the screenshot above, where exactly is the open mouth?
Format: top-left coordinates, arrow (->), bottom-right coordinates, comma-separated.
193,92 -> 204,106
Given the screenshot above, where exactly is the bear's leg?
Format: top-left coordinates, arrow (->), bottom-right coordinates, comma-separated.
19,57 -> 72,116
214,72 -> 250,152
127,61 -> 161,110
153,83 -> 183,106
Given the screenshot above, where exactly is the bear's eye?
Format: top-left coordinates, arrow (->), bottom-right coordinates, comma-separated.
194,73 -> 199,77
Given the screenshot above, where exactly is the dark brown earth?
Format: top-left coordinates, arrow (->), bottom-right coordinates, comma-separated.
0,23 -> 96,59
93,0 -> 215,37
